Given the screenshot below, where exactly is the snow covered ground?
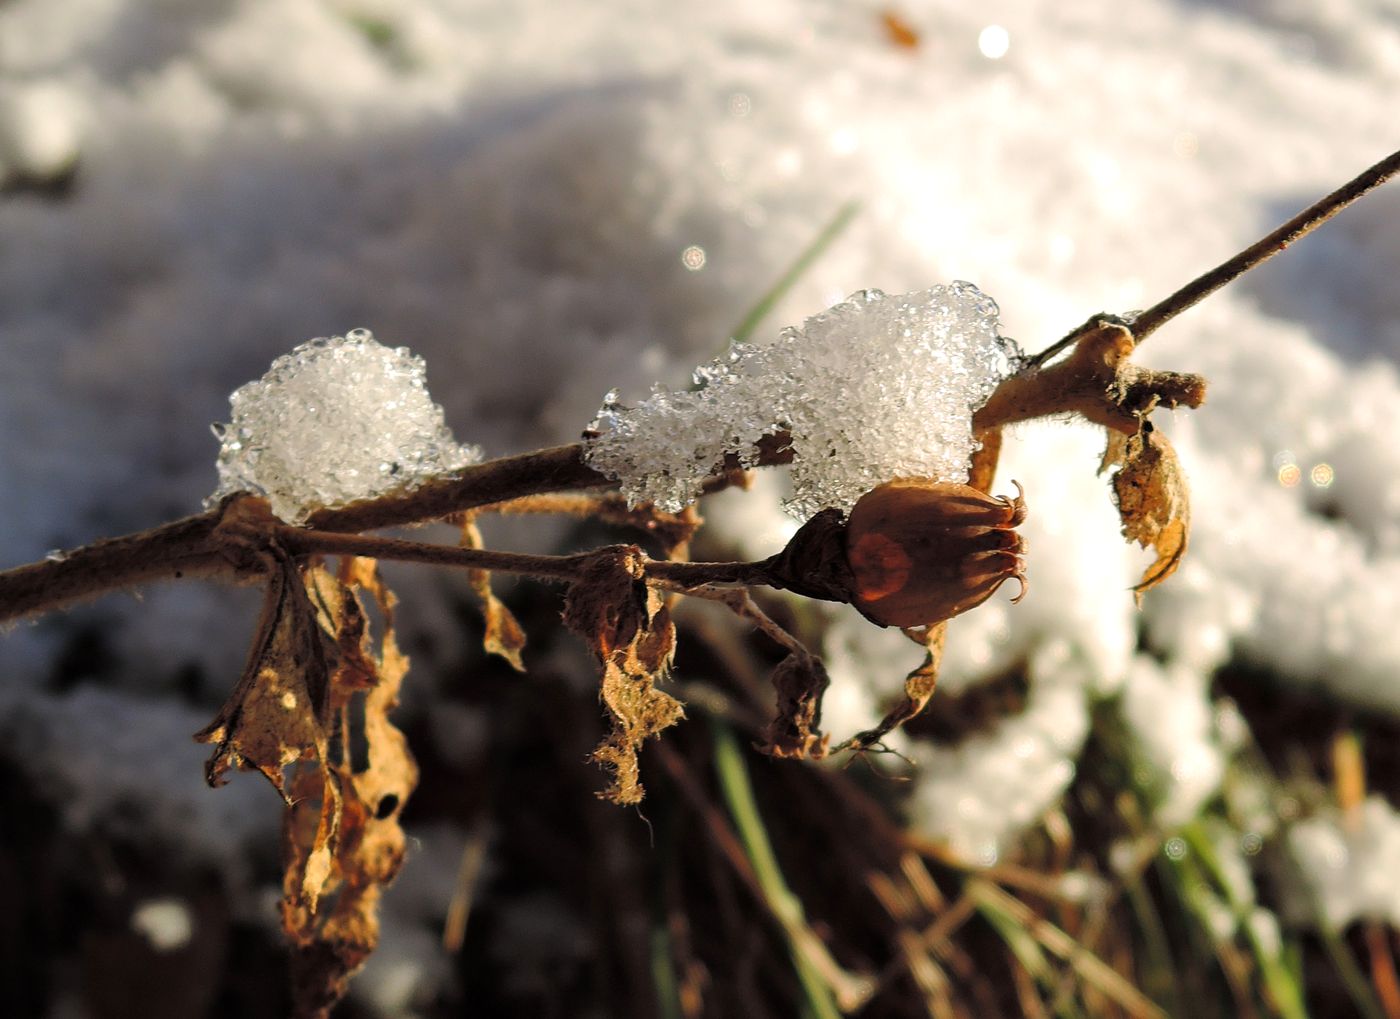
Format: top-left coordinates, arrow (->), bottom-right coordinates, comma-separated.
3,0 -> 1400,1012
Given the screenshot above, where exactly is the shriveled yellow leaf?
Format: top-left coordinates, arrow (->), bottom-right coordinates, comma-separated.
563,546 -> 683,804
460,515 -> 527,672
1103,424 -> 1191,602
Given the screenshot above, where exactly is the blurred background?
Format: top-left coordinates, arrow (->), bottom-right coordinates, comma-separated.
3,1 -> 1400,1015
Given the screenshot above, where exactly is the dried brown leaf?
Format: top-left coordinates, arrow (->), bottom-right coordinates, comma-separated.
459,515 -> 527,672
194,554 -> 331,800
564,546 -> 684,804
757,653 -> 831,760
198,544 -> 417,1018
1104,424 -> 1191,602
280,763 -> 342,967
306,560 -> 381,691
283,559 -> 418,1019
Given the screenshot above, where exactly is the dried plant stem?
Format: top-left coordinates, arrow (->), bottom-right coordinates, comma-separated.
0,513 -> 230,623
1028,146 -> 1400,367
277,528 -> 597,581
646,560 -> 779,590
284,528 -> 785,591
38,137 -> 1400,628
305,443 -> 610,533
1131,147 -> 1400,341
0,335 -> 1204,627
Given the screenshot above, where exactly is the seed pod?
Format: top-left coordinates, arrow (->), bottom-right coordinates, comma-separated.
844,478 -> 1027,628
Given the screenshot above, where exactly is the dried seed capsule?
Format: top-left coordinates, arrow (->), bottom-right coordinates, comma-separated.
844,479 -> 1027,627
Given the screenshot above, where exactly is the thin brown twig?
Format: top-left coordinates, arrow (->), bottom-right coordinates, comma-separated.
4,151 -> 1394,627
0,511 -> 229,623
647,560 -> 779,590
0,342 -> 1194,625
277,527 -> 596,581
1130,147 -> 1400,342
1028,146 -> 1400,367
665,585 -> 814,662
1,313 -> 1206,628
30,170 -> 1360,627
286,528 -> 793,599
304,443 -> 610,533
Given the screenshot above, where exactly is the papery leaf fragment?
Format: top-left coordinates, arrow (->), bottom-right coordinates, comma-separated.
758,653 -> 831,760
459,515 -> 527,672
1102,424 -> 1191,602
563,546 -> 683,804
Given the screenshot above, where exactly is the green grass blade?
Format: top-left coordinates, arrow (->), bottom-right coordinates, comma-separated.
649,918 -> 684,1019
1179,822 -> 1309,1019
727,200 -> 860,347
710,718 -> 852,1019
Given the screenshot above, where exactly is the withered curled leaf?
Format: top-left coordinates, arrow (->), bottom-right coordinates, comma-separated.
563,546 -> 683,804
1102,423 -> 1191,602
838,622 -> 947,753
284,558 -> 418,1019
459,515 -> 527,672
197,542 -> 416,1019
758,653 -> 831,760
194,553 -> 331,800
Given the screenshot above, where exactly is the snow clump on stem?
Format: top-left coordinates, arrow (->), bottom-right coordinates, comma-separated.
208,329 -> 481,523
584,283 -> 1023,518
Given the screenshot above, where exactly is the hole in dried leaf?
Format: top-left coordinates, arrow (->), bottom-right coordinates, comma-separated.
374,794 -> 400,820
347,691 -> 370,773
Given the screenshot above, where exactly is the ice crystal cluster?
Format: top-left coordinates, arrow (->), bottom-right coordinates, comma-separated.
209,330 -> 481,523
584,284 -> 1022,518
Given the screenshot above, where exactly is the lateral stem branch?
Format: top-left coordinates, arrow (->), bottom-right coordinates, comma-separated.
7,149 -> 1397,624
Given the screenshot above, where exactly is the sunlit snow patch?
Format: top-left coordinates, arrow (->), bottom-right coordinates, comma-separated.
208,329 -> 481,523
1289,797 -> 1400,930
585,283 -> 1022,518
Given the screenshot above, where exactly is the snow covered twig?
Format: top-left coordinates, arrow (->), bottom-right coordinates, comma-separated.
0,333 -> 1199,627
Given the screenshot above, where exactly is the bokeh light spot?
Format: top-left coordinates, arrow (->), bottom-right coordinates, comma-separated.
978,25 -> 1010,59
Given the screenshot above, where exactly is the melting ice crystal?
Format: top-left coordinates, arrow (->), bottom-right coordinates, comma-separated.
208,329 -> 481,523
585,283 -> 1022,518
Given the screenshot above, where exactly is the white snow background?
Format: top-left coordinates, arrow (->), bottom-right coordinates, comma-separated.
3,0 -> 1400,1012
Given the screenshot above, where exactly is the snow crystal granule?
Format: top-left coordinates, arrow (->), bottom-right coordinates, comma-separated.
208,329 -> 481,523
584,283 -> 1022,517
